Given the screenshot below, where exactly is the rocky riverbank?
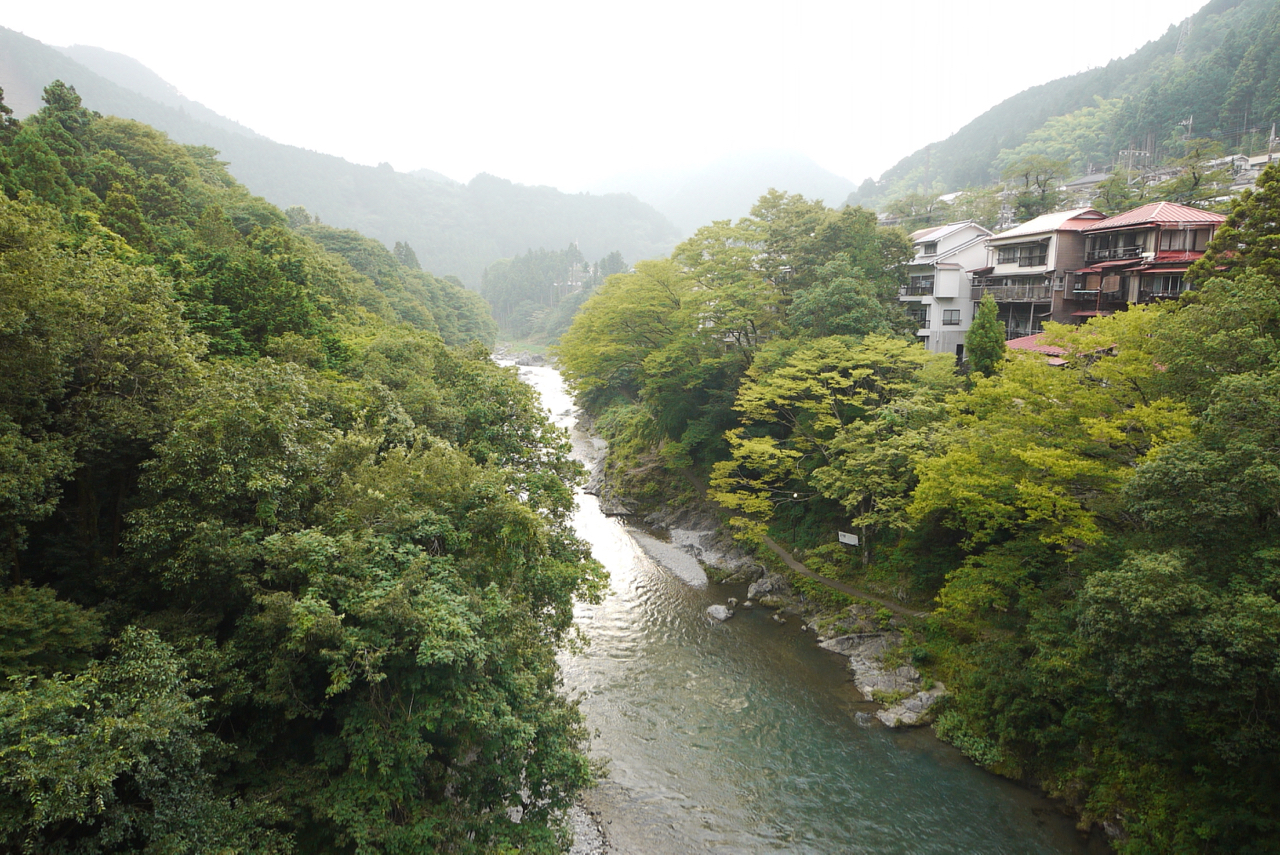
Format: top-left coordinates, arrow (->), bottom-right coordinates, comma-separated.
622,496 -> 947,730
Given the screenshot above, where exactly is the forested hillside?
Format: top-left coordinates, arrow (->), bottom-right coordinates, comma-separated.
0,81 -> 601,852
558,176 -> 1280,851
481,245 -> 628,342
0,27 -> 682,284
853,0 -> 1280,206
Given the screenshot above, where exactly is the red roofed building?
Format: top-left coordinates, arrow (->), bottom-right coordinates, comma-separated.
1061,202 -> 1227,320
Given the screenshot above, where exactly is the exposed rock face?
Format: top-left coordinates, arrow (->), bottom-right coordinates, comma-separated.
581,436 -> 639,516
638,506 -> 765,583
513,352 -> 547,366
706,604 -> 734,622
815,630 -> 947,729
876,684 -> 947,728
747,572 -> 792,603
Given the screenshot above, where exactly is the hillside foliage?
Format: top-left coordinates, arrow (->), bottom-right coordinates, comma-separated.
558,169 -> 1280,852
853,0 -> 1280,215
0,82 -> 601,853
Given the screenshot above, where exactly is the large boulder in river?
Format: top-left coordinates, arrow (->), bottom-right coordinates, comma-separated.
706,604 -> 734,622
747,572 -> 791,604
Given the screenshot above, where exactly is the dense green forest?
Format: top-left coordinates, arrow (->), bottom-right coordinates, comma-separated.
854,0 -> 1280,210
0,27 -> 682,286
557,177 -> 1280,852
481,246 -> 628,342
0,81 -> 603,852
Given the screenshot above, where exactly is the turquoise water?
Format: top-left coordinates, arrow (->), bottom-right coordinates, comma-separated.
516,364 -> 1099,855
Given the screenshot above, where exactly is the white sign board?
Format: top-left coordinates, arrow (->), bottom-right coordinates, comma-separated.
837,531 -> 859,546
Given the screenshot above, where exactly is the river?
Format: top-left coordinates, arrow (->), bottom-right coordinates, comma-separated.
510,362 -> 1102,855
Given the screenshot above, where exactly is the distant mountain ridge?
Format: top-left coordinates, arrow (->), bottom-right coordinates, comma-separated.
0,27 -> 681,285
852,0 -> 1280,207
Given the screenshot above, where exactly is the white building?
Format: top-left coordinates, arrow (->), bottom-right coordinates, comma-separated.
900,221 -> 992,359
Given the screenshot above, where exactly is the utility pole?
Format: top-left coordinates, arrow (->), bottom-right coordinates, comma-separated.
1120,150 -> 1150,183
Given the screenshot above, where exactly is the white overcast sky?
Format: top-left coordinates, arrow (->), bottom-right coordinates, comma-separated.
6,0 -> 1210,191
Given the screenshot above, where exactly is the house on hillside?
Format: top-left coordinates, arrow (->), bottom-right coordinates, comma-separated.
1066,202 -> 1226,315
899,221 -> 992,359
970,208 -> 1106,339
1062,172 -> 1112,207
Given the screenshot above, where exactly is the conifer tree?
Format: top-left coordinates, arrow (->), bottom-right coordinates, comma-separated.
966,294 -> 1006,376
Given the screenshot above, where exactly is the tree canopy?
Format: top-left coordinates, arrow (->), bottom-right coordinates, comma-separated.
0,81 -> 598,854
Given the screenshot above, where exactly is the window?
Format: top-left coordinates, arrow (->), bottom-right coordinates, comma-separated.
942,309 -> 961,325
1150,275 -> 1186,296
997,243 -> 1047,266
1019,244 -> 1048,267
903,275 -> 934,295
905,303 -> 929,326
920,241 -> 938,256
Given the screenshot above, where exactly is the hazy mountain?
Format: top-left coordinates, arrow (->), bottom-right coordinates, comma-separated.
596,149 -> 857,233
853,0 -> 1280,206
408,167 -> 463,186
0,28 -> 681,285
56,44 -> 265,141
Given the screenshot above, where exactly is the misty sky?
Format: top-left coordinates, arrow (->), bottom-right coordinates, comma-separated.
7,0 -> 1210,191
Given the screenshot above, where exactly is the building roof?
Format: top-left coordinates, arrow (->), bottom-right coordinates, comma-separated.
910,221 -> 992,264
990,208 -> 1106,241
910,220 -> 984,244
1064,173 -> 1112,188
1006,333 -> 1067,356
1082,202 -> 1227,232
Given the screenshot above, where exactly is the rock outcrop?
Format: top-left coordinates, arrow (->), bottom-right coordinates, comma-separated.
814,629 -> 946,728
706,604 -> 734,622
746,572 -> 792,608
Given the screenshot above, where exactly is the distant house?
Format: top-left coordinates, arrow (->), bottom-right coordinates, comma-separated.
1062,172 -> 1112,207
970,208 -> 1106,339
900,221 -> 992,359
1066,202 -> 1226,315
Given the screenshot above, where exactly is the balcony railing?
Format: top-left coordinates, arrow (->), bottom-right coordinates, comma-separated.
900,284 -> 935,296
1085,245 -> 1143,262
1139,286 -> 1190,301
970,282 -> 1053,302
1066,288 -> 1128,305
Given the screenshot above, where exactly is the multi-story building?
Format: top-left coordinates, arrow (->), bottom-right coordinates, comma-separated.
1063,202 -> 1227,316
970,208 -> 1106,339
900,221 -> 992,359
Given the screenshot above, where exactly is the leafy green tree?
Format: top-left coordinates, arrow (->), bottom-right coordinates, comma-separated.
393,239 -> 421,269
711,335 -> 959,560
911,314 -> 1192,551
1149,137 -> 1230,207
1001,155 -> 1069,221
965,294 -> 1006,376
0,627 -> 289,853
789,253 -> 911,338
1190,161 -> 1280,285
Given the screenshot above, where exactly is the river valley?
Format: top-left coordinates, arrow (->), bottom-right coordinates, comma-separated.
511,363 -> 1104,855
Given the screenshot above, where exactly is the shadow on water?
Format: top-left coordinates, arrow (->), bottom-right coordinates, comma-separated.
511,363 -> 1106,855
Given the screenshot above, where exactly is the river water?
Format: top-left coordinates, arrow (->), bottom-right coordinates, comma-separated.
511,363 -> 1100,855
